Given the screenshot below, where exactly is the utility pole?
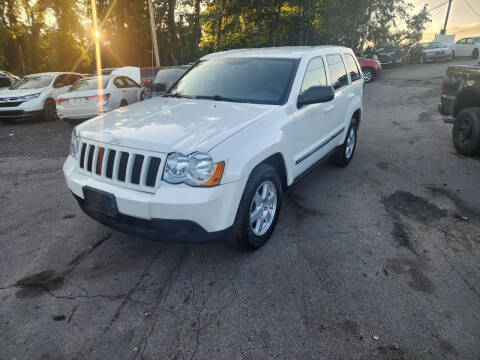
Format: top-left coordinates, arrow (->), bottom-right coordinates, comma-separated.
148,0 -> 161,67
441,0 -> 453,34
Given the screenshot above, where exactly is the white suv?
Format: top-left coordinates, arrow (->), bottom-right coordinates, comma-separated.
64,46 -> 363,250
0,72 -> 83,122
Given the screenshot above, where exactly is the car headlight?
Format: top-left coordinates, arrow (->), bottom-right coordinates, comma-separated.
163,152 -> 224,187
70,129 -> 80,158
22,93 -> 41,101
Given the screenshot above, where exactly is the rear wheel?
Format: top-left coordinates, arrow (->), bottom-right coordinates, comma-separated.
473,48 -> 479,59
362,67 -> 374,83
452,107 -> 480,156
120,99 -> 128,107
331,120 -> 358,167
43,98 -> 57,121
230,164 -> 282,251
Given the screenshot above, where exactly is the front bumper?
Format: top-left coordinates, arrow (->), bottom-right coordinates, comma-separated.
0,109 -> 41,119
63,156 -> 242,241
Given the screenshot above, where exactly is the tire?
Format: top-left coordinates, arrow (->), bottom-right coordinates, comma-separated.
120,100 -> 128,107
43,98 -> 57,121
452,107 -> 480,156
362,67 -> 375,83
230,163 -> 282,251
330,120 -> 358,167
473,48 -> 479,59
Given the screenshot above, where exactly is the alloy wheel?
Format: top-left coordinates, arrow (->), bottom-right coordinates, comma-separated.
250,180 -> 278,236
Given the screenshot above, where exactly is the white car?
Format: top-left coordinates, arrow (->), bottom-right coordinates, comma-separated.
56,75 -> 142,121
452,37 -> 480,59
63,46 -> 363,250
0,72 -> 82,123
0,70 -> 20,90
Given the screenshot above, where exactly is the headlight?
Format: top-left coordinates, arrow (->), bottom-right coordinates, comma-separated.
70,129 -> 80,158
163,152 -> 224,187
22,93 -> 41,101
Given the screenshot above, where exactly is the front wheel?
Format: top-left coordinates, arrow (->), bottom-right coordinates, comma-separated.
331,121 -> 358,167
43,99 -> 57,121
230,164 -> 282,251
452,107 -> 480,156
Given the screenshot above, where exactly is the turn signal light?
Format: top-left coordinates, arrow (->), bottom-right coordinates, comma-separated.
201,162 -> 225,187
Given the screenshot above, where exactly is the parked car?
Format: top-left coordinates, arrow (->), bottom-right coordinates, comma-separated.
57,75 -> 142,121
0,70 -> 20,90
357,57 -> 381,82
64,46 -> 363,250
140,66 -> 162,88
0,72 -> 82,123
439,65 -> 480,156
374,43 -> 404,66
408,42 -> 453,63
152,65 -> 190,96
452,37 -> 480,59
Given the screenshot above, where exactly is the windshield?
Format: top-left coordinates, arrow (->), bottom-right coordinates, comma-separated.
375,44 -> 395,52
69,77 -> 109,92
11,75 -> 53,90
167,58 -> 298,105
154,68 -> 187,84
141,68 -> 161,78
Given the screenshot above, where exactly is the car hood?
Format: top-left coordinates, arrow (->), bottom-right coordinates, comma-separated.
0,87 -> 48,97
77,97 -> 278,153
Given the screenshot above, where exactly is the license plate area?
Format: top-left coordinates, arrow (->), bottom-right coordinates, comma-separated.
82,186 -> 118,218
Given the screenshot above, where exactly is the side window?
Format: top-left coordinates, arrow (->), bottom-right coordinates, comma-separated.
326,54 -> 349,90
343,54 -> 362,82
457,39 -> 465,44
113,77 -> 126,88
123,77 -> 138,87
466,38 -> 474,45
54,75 -> 68,88
71,75 -> 82,84
300,57 -> 328,94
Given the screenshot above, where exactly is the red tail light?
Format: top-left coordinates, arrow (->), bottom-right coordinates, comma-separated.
56,98 -> 69,105
85,93 -> 111,102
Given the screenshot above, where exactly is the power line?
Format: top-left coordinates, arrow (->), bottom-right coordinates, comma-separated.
464,0 -> 480,18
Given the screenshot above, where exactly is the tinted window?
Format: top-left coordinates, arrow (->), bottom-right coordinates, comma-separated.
300,57 -> 327,94
154,68 -> 188,84
326,54 -> 348,90
343,54 -> 362,82
11,75 -> 54,89
123,77 -> 138,87
69,76 -> 109,91
113,77 -> 127,88
141,68 -> 161,78
0,77 -> 11,87
169,58 -> 298,105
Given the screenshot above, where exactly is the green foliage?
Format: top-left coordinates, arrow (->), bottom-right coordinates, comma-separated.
0,0 -> 431,76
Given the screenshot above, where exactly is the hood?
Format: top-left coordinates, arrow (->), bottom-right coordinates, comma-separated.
77,97 -> 278,153
0,87 -> 48,98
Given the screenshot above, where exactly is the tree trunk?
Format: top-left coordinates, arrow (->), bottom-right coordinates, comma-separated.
193,0 -> 201,51
216,4 -> 223,51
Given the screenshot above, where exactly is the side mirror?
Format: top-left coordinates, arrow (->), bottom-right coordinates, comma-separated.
297,86 -> 334,108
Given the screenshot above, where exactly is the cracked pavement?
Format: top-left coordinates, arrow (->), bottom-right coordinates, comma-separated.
1,58 -> 480,359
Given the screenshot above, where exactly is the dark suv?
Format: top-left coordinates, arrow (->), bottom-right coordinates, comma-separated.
374,43 -> 404,66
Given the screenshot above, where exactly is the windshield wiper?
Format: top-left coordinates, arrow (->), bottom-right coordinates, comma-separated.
194,95 -> 248,103
164,93 -> 195,99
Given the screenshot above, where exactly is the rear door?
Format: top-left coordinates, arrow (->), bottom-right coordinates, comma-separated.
123,76 -> 141,103
455,39 -> 467,56
342,53 -> 363,115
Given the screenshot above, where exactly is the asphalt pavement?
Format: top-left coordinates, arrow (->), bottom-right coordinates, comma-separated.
1,58 -> 479,360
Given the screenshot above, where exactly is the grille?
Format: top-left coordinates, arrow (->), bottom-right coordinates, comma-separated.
0,102 -> 22,107
78,141 -> 163,192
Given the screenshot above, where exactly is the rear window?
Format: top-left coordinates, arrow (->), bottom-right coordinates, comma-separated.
69,77 -> 109,91
343,54 -> 362,82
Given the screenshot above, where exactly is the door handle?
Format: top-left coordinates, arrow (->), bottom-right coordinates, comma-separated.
324,104 -> 334,113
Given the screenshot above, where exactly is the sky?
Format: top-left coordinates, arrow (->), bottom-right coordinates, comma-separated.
416,0 -> 480,41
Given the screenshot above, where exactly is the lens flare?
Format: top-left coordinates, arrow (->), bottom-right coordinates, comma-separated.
90,0 -> 104,129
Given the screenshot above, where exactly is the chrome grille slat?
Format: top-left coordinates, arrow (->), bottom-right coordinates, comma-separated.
77,140 -> 164,193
